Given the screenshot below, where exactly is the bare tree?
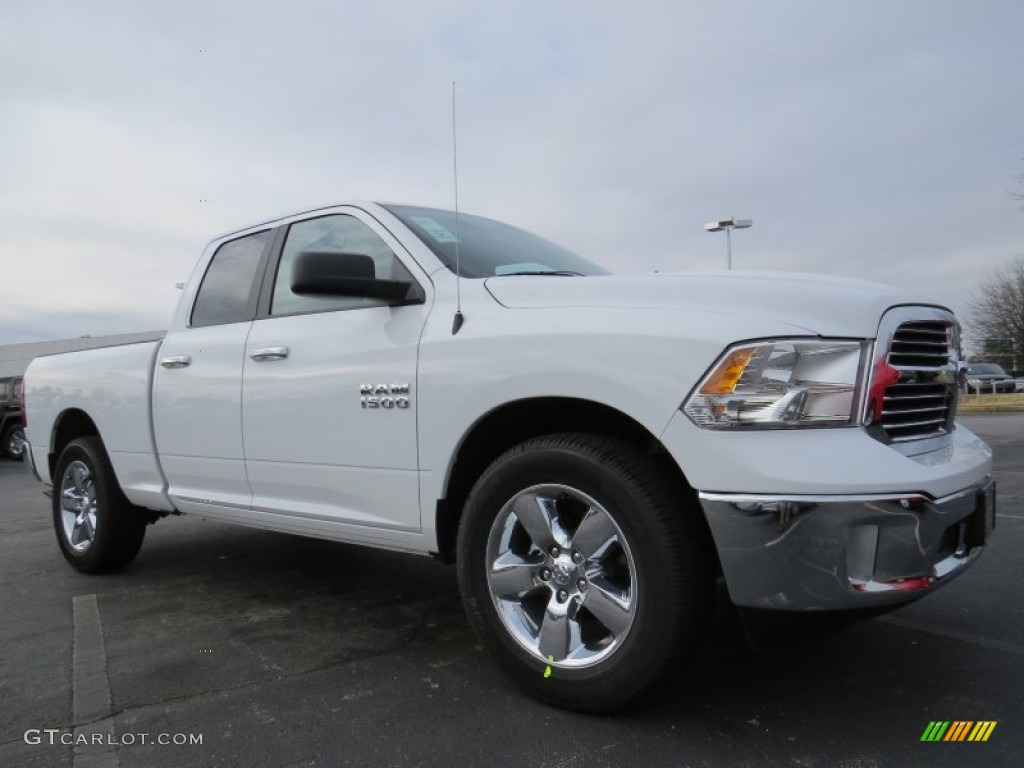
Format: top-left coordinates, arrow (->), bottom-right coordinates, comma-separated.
969,256 -> 1024,370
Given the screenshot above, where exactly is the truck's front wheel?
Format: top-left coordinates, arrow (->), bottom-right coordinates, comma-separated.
457,433 -> 712,712
53,437 -> 147,573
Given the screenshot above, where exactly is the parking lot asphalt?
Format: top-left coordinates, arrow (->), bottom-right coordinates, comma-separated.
1,415 -> 1021,768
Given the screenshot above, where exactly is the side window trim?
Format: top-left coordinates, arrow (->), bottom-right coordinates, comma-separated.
254,210 -> 429,321
189,227 -> 278,328
254,225 -> 289,322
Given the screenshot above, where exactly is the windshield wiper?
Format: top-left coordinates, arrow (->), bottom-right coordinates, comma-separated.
497,270 -> 584,277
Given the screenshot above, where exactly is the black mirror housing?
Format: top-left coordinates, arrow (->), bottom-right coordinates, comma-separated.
291,251 -> 414,302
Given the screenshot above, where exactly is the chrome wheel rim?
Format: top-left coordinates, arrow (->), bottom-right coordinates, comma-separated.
485,483 -> 638,668
7,429 -> 25,458
60,460 -> 97,553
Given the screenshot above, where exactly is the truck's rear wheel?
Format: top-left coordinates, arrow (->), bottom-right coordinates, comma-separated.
53,437 -> 146,573
457,433 -> 712,712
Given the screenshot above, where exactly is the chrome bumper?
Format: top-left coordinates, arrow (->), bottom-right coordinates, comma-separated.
699,480 -> 995,610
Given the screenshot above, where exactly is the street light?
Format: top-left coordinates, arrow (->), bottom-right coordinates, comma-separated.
704,217 -> 753,270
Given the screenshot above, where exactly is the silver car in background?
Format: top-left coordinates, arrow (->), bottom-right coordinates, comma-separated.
964,363 -> 1015,394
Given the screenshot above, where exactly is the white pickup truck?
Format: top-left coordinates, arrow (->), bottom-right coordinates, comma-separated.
24,202 -> 995,712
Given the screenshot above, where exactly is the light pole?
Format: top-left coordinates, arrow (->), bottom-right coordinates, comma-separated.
704,217 -> 753,270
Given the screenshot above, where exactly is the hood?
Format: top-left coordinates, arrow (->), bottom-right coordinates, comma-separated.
484,271 -> 945,338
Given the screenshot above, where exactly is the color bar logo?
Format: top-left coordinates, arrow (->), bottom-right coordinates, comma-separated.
920,721 -> 997,742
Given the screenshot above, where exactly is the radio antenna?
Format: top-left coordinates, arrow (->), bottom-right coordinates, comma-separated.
451,80 -> 465,335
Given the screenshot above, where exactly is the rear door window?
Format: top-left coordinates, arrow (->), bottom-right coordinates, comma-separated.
191,230 -> 271,327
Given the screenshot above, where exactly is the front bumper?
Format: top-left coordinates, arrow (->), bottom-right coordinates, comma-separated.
700,480 -> 995,610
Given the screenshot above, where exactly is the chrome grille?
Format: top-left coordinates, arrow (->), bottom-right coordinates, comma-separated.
871,314 -> 957,443
888,321 -> 951,368
881,383 -> 950,440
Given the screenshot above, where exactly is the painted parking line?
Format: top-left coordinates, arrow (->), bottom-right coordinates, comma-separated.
72,594 -> 118,768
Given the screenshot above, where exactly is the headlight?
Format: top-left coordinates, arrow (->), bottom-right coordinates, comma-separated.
683,339 -> 868,429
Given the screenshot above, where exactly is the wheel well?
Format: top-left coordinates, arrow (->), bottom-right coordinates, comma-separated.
435,397 -> 701,562
49,409 -> 100,478
1,416 -> 24,436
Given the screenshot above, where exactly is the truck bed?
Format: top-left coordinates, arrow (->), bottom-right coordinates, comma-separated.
25,340 -> 174,512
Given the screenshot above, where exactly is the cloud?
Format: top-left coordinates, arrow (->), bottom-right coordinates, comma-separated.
1,0 -> 1022,344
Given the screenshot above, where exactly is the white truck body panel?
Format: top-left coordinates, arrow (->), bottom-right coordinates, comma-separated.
26,340 -> 173,511
660,409 -> 991,499
153,321 -> 253,512
484,270 -> 925,339
241,305 -> 426,531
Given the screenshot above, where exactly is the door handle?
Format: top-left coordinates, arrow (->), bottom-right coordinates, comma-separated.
160,355 -> 192,369
249,346 -> 290,362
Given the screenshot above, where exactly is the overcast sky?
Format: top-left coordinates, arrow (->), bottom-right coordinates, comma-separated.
2,0 -> 1022,347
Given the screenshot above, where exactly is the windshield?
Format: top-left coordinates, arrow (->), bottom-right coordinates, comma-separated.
967,364 -> 1007,375
383,205 -> 609,279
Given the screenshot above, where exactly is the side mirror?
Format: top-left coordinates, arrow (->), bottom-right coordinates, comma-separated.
291,251 -> 414,302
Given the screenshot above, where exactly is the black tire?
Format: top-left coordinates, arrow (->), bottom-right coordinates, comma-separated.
52,437 -> 147,573
456,433 -> 713,713
2,423 -> 25,460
